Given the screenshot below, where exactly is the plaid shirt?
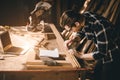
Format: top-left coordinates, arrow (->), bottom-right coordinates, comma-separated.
79,11 -> 118,63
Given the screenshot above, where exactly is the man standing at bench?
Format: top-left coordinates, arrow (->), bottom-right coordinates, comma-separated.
60,10 -> 120,80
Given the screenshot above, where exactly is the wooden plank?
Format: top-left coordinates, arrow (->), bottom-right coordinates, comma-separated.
49,24 -> 81,68
26,64 -> 73,70
26,47 -> 73,69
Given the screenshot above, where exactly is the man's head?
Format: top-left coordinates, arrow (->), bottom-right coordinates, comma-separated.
60,10 -> 85,32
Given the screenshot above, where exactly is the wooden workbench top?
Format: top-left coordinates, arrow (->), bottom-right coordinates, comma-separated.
0,26 -> 44,71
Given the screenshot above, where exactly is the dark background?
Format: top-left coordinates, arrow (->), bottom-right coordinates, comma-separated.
0,0 -> 84,26
0,0 -> 119,30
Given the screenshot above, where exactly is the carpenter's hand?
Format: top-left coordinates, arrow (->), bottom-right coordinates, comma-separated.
74,52 -> 84,59
64,40 -> 69,50
77,52 -> 84,58
68,49 -> 84,59
68,49 -> 75,54
64,40 -> 72,50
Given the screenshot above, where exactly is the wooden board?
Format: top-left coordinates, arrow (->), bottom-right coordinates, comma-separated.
49,24 -> 81,68
25,48 -> 74,69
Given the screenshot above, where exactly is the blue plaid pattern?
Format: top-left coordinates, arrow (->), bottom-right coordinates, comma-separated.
79,11 -> 118,63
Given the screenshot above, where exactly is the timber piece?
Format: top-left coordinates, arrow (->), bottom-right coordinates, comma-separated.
26,64 -> 73,70
49,24 -> 81,68
49,24 -> 66,52
26,48 -> 73,69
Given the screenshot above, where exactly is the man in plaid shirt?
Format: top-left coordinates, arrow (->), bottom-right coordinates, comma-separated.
60,10 -> 120,80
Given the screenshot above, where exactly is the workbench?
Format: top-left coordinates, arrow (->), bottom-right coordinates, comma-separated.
0,24 -> 92,80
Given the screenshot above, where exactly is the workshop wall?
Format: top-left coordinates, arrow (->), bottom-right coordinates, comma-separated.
0,0 -> 84,27
0,0 -> 39,26
0,0 -> 119,30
